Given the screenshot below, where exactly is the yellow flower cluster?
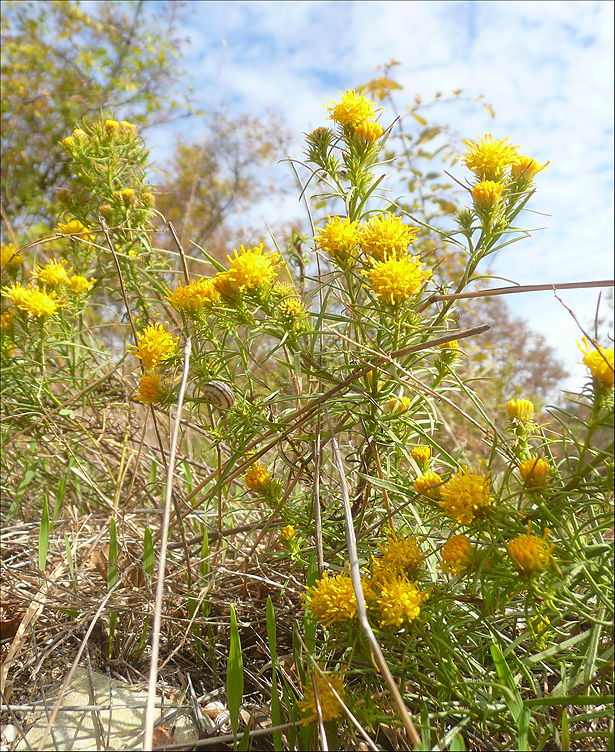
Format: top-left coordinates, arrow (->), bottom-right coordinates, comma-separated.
471,180 -> 503,210
372,531 -> 424,581
69,275 -> 96,294
304,571 -> 359,625
411,445 -> 431,471
36,259 -> 71,289
137,371 -> 167,405
1,243 -> 24,273
462,134 -> 520,181
56,218 -> 95,243
326,89 -> 381,129
510,155 -> 549,181
577,337 -> 614,390
168,278 -> 220,313
518,457 -> 549,489
216,244 -> 282,295
279,524 -> 295,544
2,282 -> 58,319
128,323 -> 177,371
507,529 -> 554,576
299,671 -> 345,725
440,534 -> 475,577
366,254 -> 432,306
314,216 -> 359,260
374,577 -> 427,628
387,395 -> 411,414
245,464 -> 271,493
359,213 -> 419,262
354,120 -> 383,144
414,471 -> 443,500
439,466 -> 493,525
507,398 -> 535,424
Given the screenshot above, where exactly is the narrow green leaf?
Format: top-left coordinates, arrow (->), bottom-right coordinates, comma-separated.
64,533 -> 75,586
238,713 -> 252,751
266,596 -> 278,666
108,610 -> 117,659
8,465 -> 37,523
227,605 -> 244,738
143,526 -> 154,578
108,518 -> 118,591
38,496 -> 50,572
53,473 -> 66,524
200,530 -> 209,578
517,707 -> 530,751
561,706 -> 570,752
490,643 -> 523,723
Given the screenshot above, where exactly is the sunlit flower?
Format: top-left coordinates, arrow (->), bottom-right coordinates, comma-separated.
471,180 -> 503,210
168,278 -> 220,313
299,671 -> 345,725
366,254 -> 432,306
414,471 -> 443,500
577,337 -> 614,390
138,371 -> 167,405
411,446 -> 431,470
280,524 -> 295,544
225,244 -> 281,292
387,395 -> 411,414
326,89 -> 381,129
359,213 -> 419,261
36,259 -> 71,289
439,466 -> 493,525
314,216 -> 360,261
507,528 -> 554,576
56,219 -> 95,243
1,243 -> 24,274
120,188 -> 137,207
141,192 -> 155,208
440,534 -> 475,576
376,531 -> 424,577
1,309 -> 14,333
439,339 -> 459,351
2,282 -> 58,319
375,577 -> 427,628
304,570 -> 358,626
531,614 -> 551,635
119,120 -> 137,134
245,464 -> 271,493
506,398 -> 535,424
68,275 -> 96,294
462,134 -> 519,181
127,323 -> 177,370
105,119 -> 120,134
510,155 -> 549,181
518,458 -> 550,489
354,121 -> 384,144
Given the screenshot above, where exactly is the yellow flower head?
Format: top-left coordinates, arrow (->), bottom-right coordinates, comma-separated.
439,339 -> 459,350
225,244 -> 281,292
375,577 -> 427,628
68,275 -> 96,294
577,337 -> 614,390
411,445 -> 431,469
359,213 -> 419,261
414,471 -> 443,500
56,219 -> 95,243
168,278 -> 220,313
510,155 -> 549,181
119,120 -> 137,134
507,528 -> 554,576
518,458 -> 550,489
128,323 -> 177,371
245,464 -> 270,493
2,282 -> 58,319
304,570 -> 358,626
299,671 -> 345,725
36,259 -> 71,289
471,180 -> 504,210
440,534 -> 475,576
387,395 -> 411,414
213,271 -> 239,299
462,134 -> 519,181
278,297 -> 306,319
120,188 -> 137,207
366,254 -> 432,306
531,614 -> 551,635
138,371 -> 167,405
377,531 -> 424,577
279,524 -> 295,544
506,398 -> 535,424
1,309 -> 14,333
1,243 -> 24,273
439,466 -> 493,525
354,121 -> 384,144
314,216 -> 360,261
326,89 -> 381,129
105,119 -> 120,134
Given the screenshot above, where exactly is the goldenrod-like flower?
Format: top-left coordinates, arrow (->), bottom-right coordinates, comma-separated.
280,524 -> 295,544
439,466 -> 493,525
439,339 -> 459,350
414,471 -> 443,500
462,134 -> 519,181
245,464 -> 270,493
354,121 -> 384,144
304,571 -> 358,626
510,155 -> 549,181
128,323 -> 177,370
56,219 -> 95,243
518,458 -> 549,489
377,531 -> 424,577
120,189 -> 137,207
141,192 -> 155,208
213,271 -> 238,299
359,213 -> 419,261
73,128 -> 88,142
278,297 -> 306,319
375,577 -> 427,628
471,180 -> 503,210
68,275 -> 96,294
531,614 -> 550,635
387,395 -> 411,414
506,398 -> 535,424
366,254 -> 432,306
1,243 -> 24,273
138,371 -> 167,405
105,119 -> 120,134
119,120 -> 137,134
440,534 -> 475,576
36,259 -> 71,289
577,337 -> 614,390
326,89 -> 381,129
507,528 -> 554,576
2,282 -> 58,319
225,244 -> 281,292
168,278 -> 220,313
314,216 -> 360,261
1,309 -> 14,333
411,446 -> 431,469
299,671 -> 345,725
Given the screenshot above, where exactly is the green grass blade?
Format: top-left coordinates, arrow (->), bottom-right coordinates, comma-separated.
227,605 -> 244,738
108,518 -> 118,591
143,526 -> 154,578
38,496 -> 50,572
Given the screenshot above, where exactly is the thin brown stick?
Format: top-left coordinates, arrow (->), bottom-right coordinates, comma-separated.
417,279 -> 614,312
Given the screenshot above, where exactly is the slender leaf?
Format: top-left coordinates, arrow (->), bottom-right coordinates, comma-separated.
227,605 -> 244,738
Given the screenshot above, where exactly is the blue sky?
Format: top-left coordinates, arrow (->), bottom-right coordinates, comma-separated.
148,0 -> 614,393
